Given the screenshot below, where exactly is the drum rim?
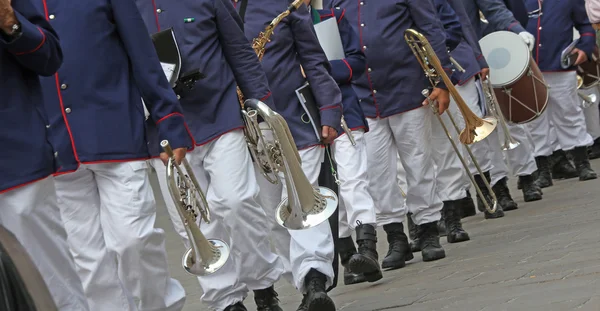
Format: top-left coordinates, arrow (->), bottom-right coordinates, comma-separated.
479,31 -> 530,87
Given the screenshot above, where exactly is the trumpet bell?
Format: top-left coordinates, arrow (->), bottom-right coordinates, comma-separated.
275,186 -> 338,230
461,117 -> 498,143
182,239 -> 230,276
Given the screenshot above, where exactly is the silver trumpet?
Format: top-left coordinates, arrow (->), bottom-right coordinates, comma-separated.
160,140 -> 230,275
341,116 -> 356,146
242,98 -> 338,230
481,77 -> 521,150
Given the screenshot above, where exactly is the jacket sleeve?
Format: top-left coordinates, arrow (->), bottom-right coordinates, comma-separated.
478,0 -> 526,34
574,0 -> 596,57
110,0 -> 194,151
447,0 -> 489,69
407,0 -> 453,90
0,0 -> 62,76
214,0 -> 274,105
290,5 -> 342,130
434,0 -> 463,51
328,9 -> 366,84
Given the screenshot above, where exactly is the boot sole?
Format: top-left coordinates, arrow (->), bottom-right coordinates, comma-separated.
422,248 -> 446,262
382,251 -> 414,270
523,194 -> 542,202
447,233 -> 470,243
580,175 -> 598,181
484,211 -> 505,219
344,274 -> 367,285
348,255 -> 381,275
306,293 -> 336,311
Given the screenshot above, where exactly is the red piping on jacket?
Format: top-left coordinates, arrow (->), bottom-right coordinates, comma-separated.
356,0 -> 380,117
13,28 -> 46,55
151,0 -> 161,32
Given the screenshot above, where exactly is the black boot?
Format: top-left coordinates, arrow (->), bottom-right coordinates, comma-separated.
297,269 -> 335,311
492,177 -> 518,211
348,223 -> 383,282
551,150 -> 579,180
338,237 -> 366,285
474,171 -> 504,219
518,175 -> 542,202
459,190 -> 477,218
382,223 -> 414,269
570,146 -> 598,181
406,214 -> 421,253
416,222 -> 446,262
534,156 -> 553,188
589,138 -> 600,159
225,302 -> 247,311
437,214 -> 447,236
443,200 -> 470,243
254,286 -> 282,311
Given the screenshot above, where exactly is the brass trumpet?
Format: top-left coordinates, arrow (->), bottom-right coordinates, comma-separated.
405,29 -> 498,214
481,77 -> 521,150
242,99 -> 338,230
161,140 -> 230,275
577,75 -> 596,108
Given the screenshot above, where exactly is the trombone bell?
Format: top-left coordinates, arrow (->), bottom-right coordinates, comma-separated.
464,117 -> 497,144
182,240 -> 229,275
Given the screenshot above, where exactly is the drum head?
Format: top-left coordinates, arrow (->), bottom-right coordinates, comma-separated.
479,31 -> 531,87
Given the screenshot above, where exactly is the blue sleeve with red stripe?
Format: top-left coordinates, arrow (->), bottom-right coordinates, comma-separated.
573,0 -> 596,58
327,9 -> 366,85
0,0 -> 62,76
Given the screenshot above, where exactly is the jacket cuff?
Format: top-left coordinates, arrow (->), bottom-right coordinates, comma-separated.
2,11 -> 46,55
577,33 -> 596,58
507,22 -> 526,35
329,59 -> 352,84
319,105 -> 343,130
156,113 -> 195,152
476,54 -> 488,69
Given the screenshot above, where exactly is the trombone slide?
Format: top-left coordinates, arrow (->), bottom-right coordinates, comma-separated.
341,116 -> 356,146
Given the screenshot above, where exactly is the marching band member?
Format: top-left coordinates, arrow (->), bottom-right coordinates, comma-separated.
328,0 -> 452,265
0,0 -> 89,309
304,0 -> 383,286
36,1 -> 193,310
136,0 -> 287,310
235,1 -> 343,309
522,0 -> 598,182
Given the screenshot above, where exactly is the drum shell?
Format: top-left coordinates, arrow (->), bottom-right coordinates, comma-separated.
577,50 -> 600,89
494,57 -> 549,124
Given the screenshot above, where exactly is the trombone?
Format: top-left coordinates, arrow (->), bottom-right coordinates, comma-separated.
405,29 -> 497,214
577,75 -> 596,108
481,77 -> 521,150
161,140 -> 230,275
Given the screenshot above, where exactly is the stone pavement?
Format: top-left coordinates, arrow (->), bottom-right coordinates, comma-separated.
151,160 -> 600,311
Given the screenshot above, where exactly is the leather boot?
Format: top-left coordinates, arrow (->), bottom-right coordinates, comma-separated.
570,146 -> 598,181
588,138 -> 600,159
492,177 -> 518,211
437,214 -> 447,236
297,269 -> 335,311
416,222 -> 446,262
474,171 -> 504,219
254,286 -> 282,311
551,150 -> 578,180
460,190 -> 477,218
406,214 -> 421,253
443,200 -> 470,243
382,223 -> 414,270
518,175 -> 542,202
534,156 -> 553,188
348,223 -> 383,282
338,237 -> 366,285
225,302 -> 247,311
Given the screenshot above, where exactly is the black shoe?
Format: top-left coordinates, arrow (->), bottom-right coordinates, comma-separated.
225,302 -> 247,311
443,200 -> 470,244
347,223 -> 383,282
570,146 -> 598,181
297,269 -> 335,311
416,222 -> 446,262
518,175 -> 542,202
492,177 -> 518,211
589,138 -> 600,159
534,156 -> 553,188
551,150 -> 579,179
437,215 -> 447,236
382,223 -> 414,269
254,286 -> 282,311
474,171 -> 504,219
338,237 -> 367,286
459,191 -> 477,218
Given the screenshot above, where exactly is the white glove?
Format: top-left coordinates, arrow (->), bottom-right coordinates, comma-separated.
519,31 -> 536,52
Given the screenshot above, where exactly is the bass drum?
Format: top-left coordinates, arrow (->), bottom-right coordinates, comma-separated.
479,31 -> 549,124
573,27 -> 600,89
0,225 -> 57,311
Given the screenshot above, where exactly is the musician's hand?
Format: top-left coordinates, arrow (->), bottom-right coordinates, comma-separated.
0,0 -> 17,35
480,68 -> 490,81
321,125 -> 338,144
160,147 -> 187,165
423,87 -> 450,114
573,48 -> 589,66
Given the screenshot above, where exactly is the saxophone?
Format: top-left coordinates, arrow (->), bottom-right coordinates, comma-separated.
237,0 -> 304,107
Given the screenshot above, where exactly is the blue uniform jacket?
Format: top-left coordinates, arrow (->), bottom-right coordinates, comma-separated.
136,0 -> 274,156
0,0 -> 62,193
481,0 -> 528,36
36,0 -> 193,173
234,0 -> 343,149
525,0 -> 596,72
459,0 -> 527,38
327,0 -> 453,118
315,8 -> 368,133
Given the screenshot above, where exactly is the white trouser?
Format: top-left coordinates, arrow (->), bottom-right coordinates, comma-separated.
255,141 -> 334,293
365,106 -> 442,226
333,130 -> 377,238
54,162 -> 185,311
0,178 -> 89,311
582,85 -> 600,140
526,72 -> 594,154
396,156 -> 408,209
493,123 -> 538,181
153,130 -> 284,311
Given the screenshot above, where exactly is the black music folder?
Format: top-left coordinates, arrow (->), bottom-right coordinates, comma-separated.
295,83 -> 322,141
151,28 -> 182,88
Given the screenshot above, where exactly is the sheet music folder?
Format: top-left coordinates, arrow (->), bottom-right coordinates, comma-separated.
295,83 -> 322,141
151,28 -> 182,88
